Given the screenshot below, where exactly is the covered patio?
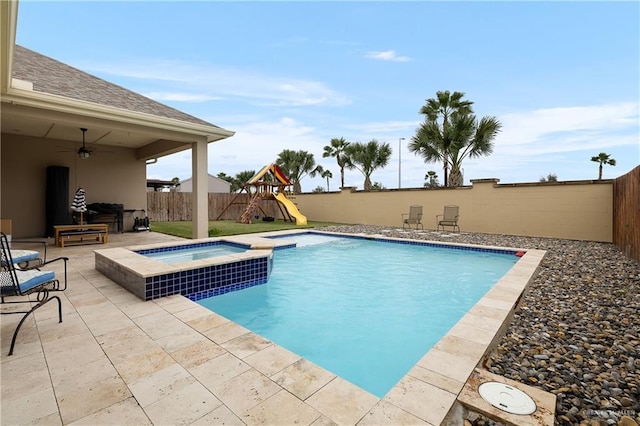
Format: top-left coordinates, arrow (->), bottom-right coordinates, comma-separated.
1,0 -> 234,240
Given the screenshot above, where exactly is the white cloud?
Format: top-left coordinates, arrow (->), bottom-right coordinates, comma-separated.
81,59 -> 351,107
453,102 -> 640,183
148,116 -> 327,184
364,50 -> 412,62
495,102 -> 639,154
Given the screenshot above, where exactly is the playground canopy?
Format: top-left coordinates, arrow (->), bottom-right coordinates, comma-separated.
247,164 -> 291,186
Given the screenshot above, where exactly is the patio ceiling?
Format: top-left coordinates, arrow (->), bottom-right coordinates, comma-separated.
0,100 -> 230,160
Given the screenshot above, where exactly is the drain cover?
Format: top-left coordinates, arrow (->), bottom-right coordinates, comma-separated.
478,382 -> 536,415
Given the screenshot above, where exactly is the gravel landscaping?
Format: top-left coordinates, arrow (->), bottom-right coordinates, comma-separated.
321,225 -> 640,426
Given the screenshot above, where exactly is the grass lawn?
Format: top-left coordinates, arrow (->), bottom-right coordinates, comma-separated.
150,220 -> 339,239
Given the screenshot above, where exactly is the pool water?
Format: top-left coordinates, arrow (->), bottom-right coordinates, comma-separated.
139,243 -> 246,264
197,234 -> 518,397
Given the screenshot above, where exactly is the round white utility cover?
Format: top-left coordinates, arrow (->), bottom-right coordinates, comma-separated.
478,382 -> 536,415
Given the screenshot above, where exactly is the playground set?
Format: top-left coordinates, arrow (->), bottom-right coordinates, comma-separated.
217,164 -> 307,225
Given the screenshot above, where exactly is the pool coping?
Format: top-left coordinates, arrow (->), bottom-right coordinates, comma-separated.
95,229 -> 548,424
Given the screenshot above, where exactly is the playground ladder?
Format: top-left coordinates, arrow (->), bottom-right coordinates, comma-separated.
238,193 -> 261,224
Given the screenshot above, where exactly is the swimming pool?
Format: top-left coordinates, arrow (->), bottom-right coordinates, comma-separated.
196,233 -> 519,397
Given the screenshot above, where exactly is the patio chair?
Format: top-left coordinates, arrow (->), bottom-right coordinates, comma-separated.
436,205 -> 460,232
7,239 -> 47,270
3,240 -> 68,290
1,232 -> 67,355
402,205 -> 424,230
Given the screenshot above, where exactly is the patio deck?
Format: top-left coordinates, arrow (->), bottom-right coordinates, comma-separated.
1,231 -> 548,425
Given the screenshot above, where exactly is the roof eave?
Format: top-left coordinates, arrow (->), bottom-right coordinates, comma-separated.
2,85 -> 235,142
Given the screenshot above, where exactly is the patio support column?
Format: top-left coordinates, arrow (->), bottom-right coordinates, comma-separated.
191,138 -> 208,239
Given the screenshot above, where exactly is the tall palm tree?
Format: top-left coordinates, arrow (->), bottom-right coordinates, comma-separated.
321,169 -> 333,192
590,152 -> 616,180
345,140 -> 392,190
276,150 -> 323,194
410,90 -> 474,187
447,114 -> 502,186
322,137 -> 350,189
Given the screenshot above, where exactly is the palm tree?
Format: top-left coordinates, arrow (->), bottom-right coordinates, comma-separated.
322,137 -> 350,189
411,91 -> 473,187
231,170 -> 256,192
321,169 -> 333,192
424,170 -> 439,188
447,114 -> 502,186
345,140 -> 392,190
590,152 -> 616,180
539,173 -> 558,183
410,91 -> 500,187
276,149 -> 323,194
216,172 -> 232,184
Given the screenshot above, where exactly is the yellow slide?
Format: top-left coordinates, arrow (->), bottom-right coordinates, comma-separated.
275,193 -> 307,225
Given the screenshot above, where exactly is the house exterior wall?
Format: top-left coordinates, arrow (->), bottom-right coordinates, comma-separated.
292,179 -> 614,242
178,176 -> 230,193
1,133 -> 148,237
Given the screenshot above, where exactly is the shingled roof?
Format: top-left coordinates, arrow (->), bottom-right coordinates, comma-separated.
12,45 -> 216,127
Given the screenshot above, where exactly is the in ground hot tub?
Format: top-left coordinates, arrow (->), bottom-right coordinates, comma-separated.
95,238 -> 274,300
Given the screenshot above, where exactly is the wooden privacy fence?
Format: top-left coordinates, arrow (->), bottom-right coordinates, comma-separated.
613,166 -> 640,262
146,192 -> 281,222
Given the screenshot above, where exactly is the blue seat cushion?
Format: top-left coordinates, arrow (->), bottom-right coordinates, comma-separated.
15,269 -> 55,293
0,249 -> 40,266
10,249 -> 40,264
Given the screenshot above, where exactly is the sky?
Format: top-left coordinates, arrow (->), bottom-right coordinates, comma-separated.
16,1 -> 640,192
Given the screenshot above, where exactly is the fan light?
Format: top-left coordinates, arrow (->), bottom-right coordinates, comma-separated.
78,128 -> 91,159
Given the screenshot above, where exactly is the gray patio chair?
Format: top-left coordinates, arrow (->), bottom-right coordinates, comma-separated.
1,232 -> 68,355
402,205 -> 424,230
436,205 -> 460,232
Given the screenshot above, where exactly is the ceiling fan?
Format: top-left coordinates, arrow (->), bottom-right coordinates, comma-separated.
77,128 -> 92,159
56,127 -> 113,158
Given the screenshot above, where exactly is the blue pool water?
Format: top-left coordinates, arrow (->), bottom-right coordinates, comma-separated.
139,243 -> 246,264
197,234 -> 518,397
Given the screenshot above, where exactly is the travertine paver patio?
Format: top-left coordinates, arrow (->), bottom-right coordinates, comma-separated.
1,231 -> 544,425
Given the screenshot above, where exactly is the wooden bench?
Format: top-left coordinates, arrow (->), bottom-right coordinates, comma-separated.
54,224 -> 109,248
